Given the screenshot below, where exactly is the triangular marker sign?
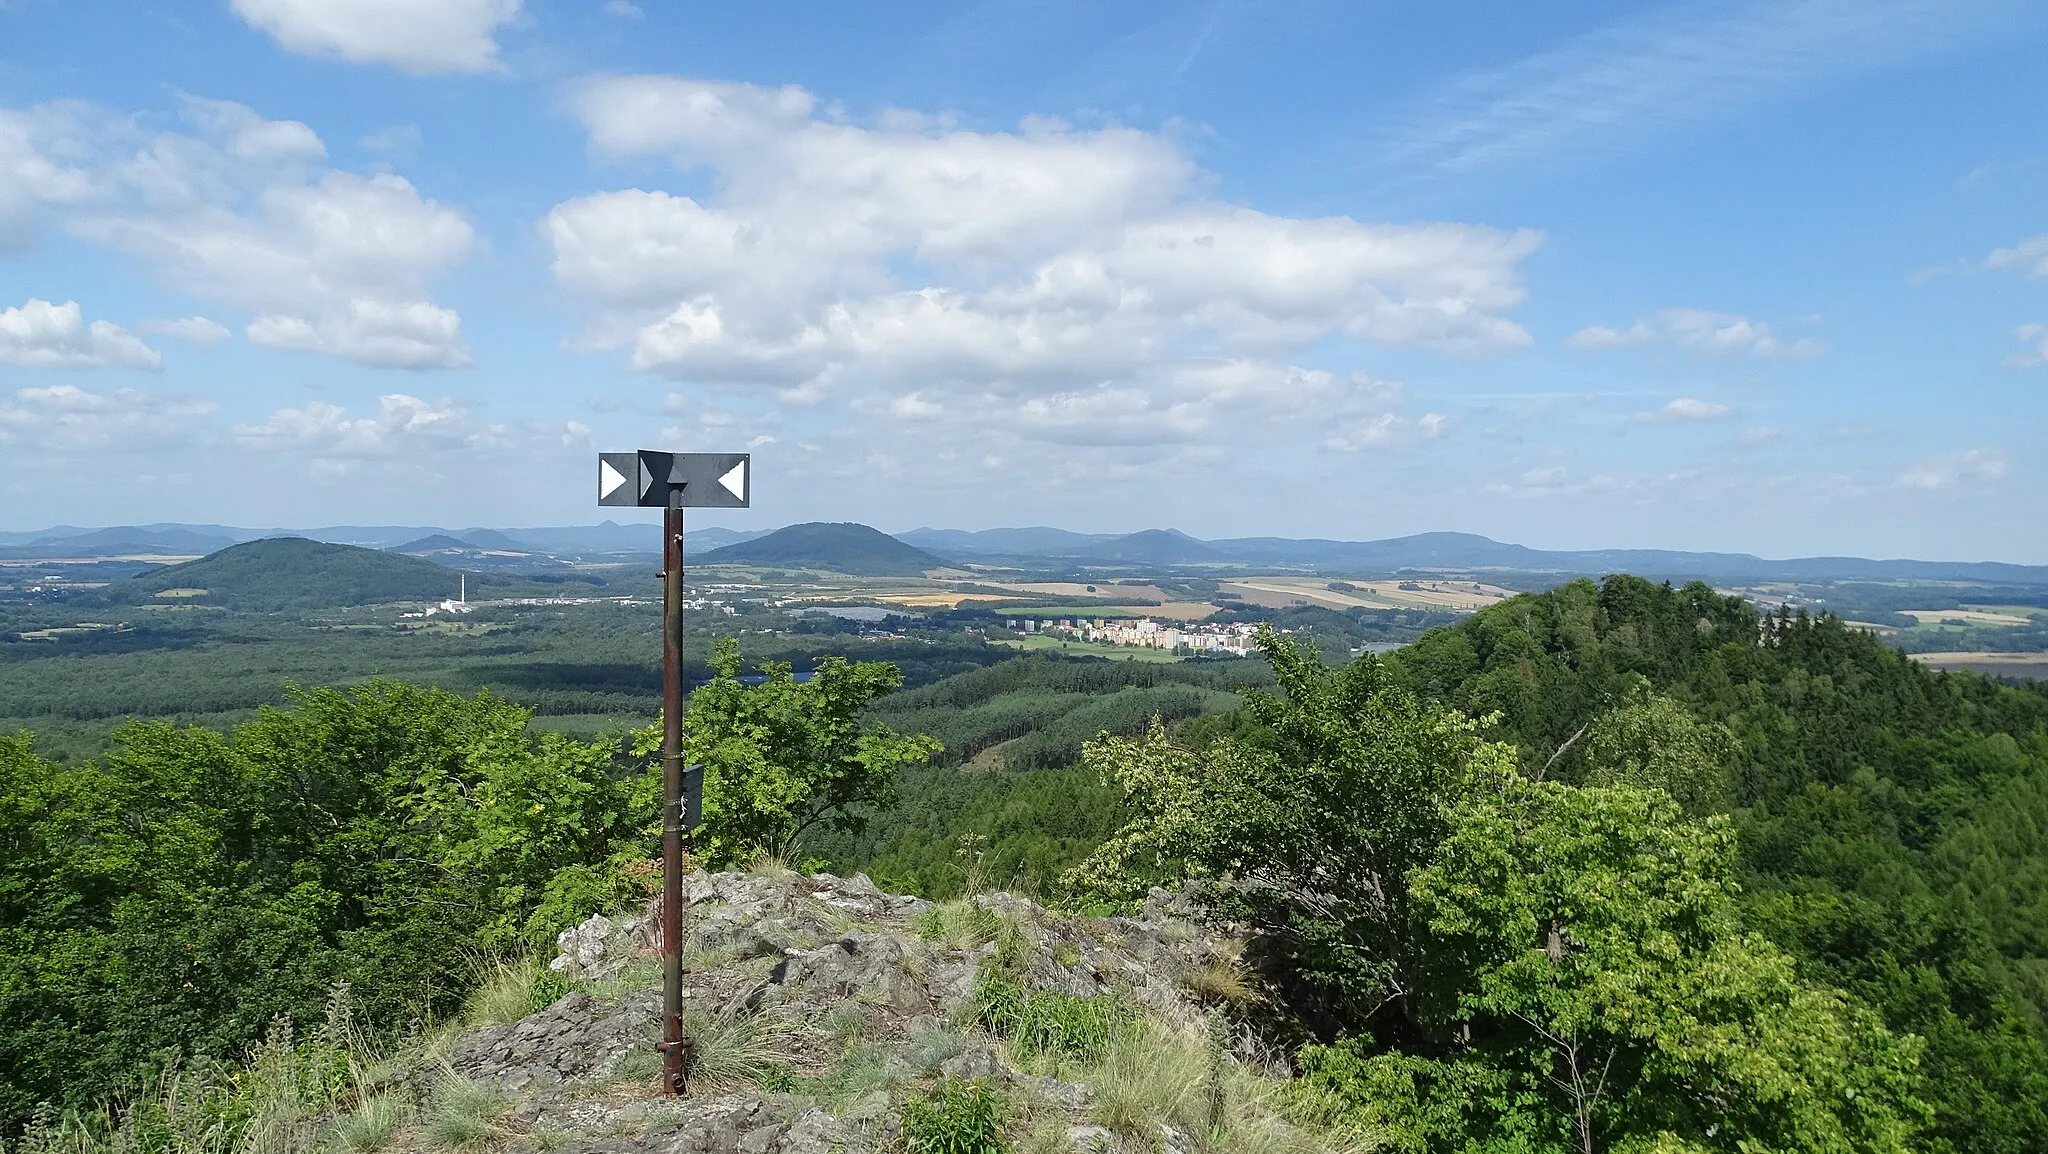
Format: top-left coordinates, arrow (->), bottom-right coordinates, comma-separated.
718,460 -> 746,501
599,459 -> 629,499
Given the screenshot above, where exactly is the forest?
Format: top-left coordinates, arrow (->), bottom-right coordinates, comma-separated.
3,574 -> 2047,1152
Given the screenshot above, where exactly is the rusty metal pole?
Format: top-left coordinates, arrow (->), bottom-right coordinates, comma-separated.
657,502 -> 693,1094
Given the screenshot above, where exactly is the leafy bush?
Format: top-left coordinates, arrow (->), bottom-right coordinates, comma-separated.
670,637 -> 940,865
901,1078 -> 1007,1154
973,971 -> 1138,1063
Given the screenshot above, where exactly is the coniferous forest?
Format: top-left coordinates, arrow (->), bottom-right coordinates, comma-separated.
4,575 -> 2047,1151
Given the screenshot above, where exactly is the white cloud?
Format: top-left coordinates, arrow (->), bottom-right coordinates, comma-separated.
141,316 -> 232,343
547,75 -> 1538,455
1897,448 -> 2007,490
232,393 -> 588,469
1373,0 -> 2013,177
0,103 -> 104,246
1321,410 -> 1456,453
358,124 -> 423,156
1985,234 -> 2048,279
2005,322 -> 2048,367
603,0 -> 643,17
1568,308 -> 1827,357
1740,425 -> 1787,445
246,298 -> 468,368
1634,397 -> 1734,423
0,299 -> 161,368
0,384 -> 214,451
231,0 -> 521,75
41,98 -> 478,369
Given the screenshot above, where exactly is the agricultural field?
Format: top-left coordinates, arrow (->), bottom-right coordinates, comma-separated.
1220,575 -> 1514,612
1911,651 -> 2048,680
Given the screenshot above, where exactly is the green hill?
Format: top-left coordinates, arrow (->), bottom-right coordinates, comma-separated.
695,522 -> 948,576
123,537 -> 459,610
1386,575 -> 2048,1152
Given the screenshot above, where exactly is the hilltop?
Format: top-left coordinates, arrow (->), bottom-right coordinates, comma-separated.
122,537 -> 459,610
696,522 -> 948,576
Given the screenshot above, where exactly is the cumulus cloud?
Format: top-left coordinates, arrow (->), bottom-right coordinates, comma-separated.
1740,425 -> 1786,445
231,393 -> 589,471
1985,234 -> 2048,279
1897,448 -> 2007,490
546,75 -> 1538,450
33,97 -> 478,369
2006,322 -> 2048,367
141,316 -> 232,343
1568,308 -> 1827,357
231,0 -> 521,75
0,299 -> 161,368
1634,397 -> 1734,423
0,383 -> 215,451
0,103 -> 104,246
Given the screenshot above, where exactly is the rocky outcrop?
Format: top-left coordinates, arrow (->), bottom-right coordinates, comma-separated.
421,869 -> 1256,1154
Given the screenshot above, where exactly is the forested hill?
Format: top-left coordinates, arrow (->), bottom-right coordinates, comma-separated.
695,521 -> 947,575
118,537 -> 460,610
1387,576 -> 2048,1151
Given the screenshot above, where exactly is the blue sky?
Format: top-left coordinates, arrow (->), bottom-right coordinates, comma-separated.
1,0 -> 2043,561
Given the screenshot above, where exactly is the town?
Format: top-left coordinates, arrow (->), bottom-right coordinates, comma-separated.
1008,615 -> 1263,655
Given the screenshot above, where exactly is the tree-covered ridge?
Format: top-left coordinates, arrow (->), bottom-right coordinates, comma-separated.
1069,630 -> 1931,1153
862,654 -> 1269,771
1385,577 -> 2048,1152
119,538 -> 462,610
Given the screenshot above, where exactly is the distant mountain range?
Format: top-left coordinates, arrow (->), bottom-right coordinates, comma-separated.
897,527 -> 2048,584
6,521 -> 2046,585
0,521 -> 764,559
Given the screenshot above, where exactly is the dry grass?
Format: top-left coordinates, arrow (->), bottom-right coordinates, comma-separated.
461,955 -> 561,1029
1074,1023 -> 1369,1154
324,1093 -> 408,1154
678,1004 -> 814,1095
419,1072 -> 514,1152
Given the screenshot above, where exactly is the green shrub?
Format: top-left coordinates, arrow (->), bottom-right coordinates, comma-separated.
902,1078 -> 1008,1154
973,970 -> 1138,1063
526,968 -> 572,1015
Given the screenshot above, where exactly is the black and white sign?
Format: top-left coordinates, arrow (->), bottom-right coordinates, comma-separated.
598,451 -> 749,508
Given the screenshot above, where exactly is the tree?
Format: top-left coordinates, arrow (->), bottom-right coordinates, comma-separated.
1344,769 -> 1927,1154
1071,630 -> 1927,1152
1578,674 -> 1737,814
1067,627 -> 1486,1042
676,638 -> 940,866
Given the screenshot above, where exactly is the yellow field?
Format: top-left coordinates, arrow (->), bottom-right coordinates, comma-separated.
1897,609 -> 2035,626
857,592 -> 1018,608
1910,651 -> 2048,680
981,581 -> 1169,601
1221,577 -> 1512,613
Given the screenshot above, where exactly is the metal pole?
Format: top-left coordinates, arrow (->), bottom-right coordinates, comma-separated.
656,503 -> 692,1094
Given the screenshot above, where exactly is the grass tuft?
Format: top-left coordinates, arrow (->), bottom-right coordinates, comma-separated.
324,1093 -> 408,1154
421,1072 -> 513,1152
679,1005 -> 806,1094
974,970 -> 1139,1066
912,899 -> 1006,950
462,956 -> 550,1028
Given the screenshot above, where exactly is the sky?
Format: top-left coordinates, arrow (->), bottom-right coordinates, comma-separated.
1,0 -> 2044,561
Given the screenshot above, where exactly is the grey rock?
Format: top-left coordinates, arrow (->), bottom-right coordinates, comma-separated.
1012,1074 -> 1092,1109
1067,1125 -> 1115,1152
938,1046 -> 1004,1080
